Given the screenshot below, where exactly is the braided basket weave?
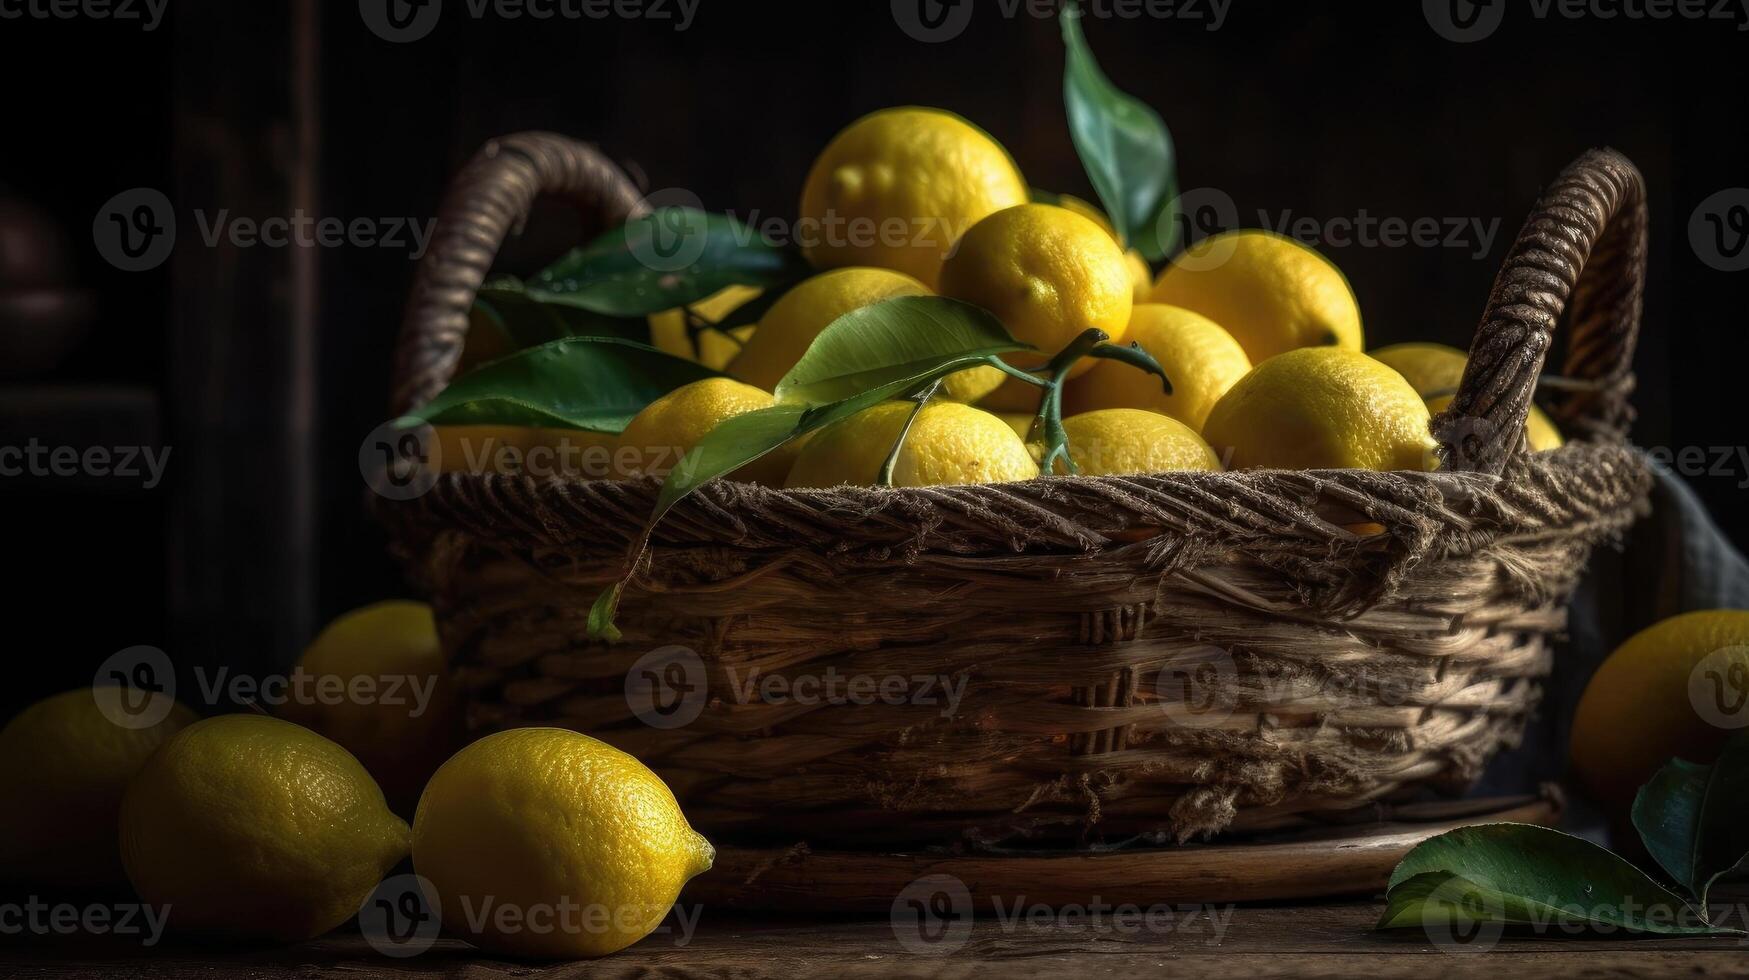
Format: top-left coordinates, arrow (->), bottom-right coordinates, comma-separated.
380,134 -> 1652,848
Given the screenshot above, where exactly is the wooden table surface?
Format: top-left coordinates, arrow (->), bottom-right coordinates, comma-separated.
7,901 -> 1748,979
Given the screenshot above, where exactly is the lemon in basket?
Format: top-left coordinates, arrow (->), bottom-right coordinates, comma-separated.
649,284 -> 761,371
785,401 -> 1037,488
120,714 -> 410,942
1063,304 -> 1252,433
1371,342 -> 1564,452
0,687 -> 198,890
1202,347 -> 1437,471
1152,229 -> 1362,363
413,728 -> 715,959
940,203 -> 1134,382
277,601 -> 461,814
730,268 -> 999,403
1057,409 -> 1221,476
1055,193 -> 1154,302
1571,610 -> 1749,809
800,107 -> 1027,289
616,377 -> 793,484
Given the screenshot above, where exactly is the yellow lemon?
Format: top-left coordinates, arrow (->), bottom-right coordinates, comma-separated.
1152,230 -> 1362,363
0,688 -> 197,890
1373,342 -> 1565,452
649,284 -> 761,371
800,107 -> 1027,289
1058,409 -> 1221,476
997,412 -> 1034,439
1571,611 -> 1749,810
277,601 -> 461,815
434,426 -> 618,479
616,377 -> 793,484
1056,193 -> 1154,302
119,715 -> 410,942
940,203 -> 1133,381
1064,304 -> 1252,433
784,401 -> 1038,488
1203,347 -> 1437,471
413,728 -> 714,959
729,268 -> 1000,403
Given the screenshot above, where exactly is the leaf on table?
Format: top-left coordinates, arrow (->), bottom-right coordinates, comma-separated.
1060,1 -> 1178,261
529,208 -> 809,317
405,336 -> 722,433
1633,732 -> 1749,910
774,296 -> 1031,407
1377,823 -> 1732,936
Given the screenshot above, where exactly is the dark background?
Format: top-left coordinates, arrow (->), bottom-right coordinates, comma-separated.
1,0 -> 1745,779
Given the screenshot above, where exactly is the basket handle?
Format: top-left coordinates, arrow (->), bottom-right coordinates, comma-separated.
389,132 -> 649,417
1435,147 -> 1646,474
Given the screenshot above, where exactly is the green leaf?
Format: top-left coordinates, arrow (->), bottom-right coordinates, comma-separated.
529,208 -> 810,317
1060,2 -> 1177,261
1633,733 -> 1749,908
1377,823 -> 1728,936
774,296 -> 1032,407
474,278 -> 651,349
407,336 -> 722,433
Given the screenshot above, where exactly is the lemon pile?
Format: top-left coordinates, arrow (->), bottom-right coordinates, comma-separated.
460,105 -> 1564,490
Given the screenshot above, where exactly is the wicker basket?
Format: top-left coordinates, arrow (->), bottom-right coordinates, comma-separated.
379,133 -> 1652,849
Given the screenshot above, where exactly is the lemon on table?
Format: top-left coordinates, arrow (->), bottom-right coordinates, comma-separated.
1056,193 -> 1153,302
1371,342 -> 1565,452
940,203 -> 1134,381
800,107 -> 1027,289
1058,409 -> 1221,476
120,714 -> 410,942
1152,230 -> 1362,363
729,267 -> 999,403
616,377 -> 792,484
1063,304 -> 1252,433
1570,610 -> 1749,810
649,284 -> 761,371
0,688 -> 197,890
413,728 -> 714,959
784,401 -> 1038,488
1202,347 -> 1437,471
277,601 -> 461,815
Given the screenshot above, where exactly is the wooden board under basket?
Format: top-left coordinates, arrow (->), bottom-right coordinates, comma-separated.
690,792 -> 1561,915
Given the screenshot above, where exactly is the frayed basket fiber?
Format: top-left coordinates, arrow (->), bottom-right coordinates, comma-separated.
379,134 -> 1651,849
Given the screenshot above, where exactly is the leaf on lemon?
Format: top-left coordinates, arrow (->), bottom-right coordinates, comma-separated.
406,336 -> 722,433
1060,1 -> 1178,261
1377,823 -> 1731,936
1633,733 -> 1749,910
530,208 -> 809,317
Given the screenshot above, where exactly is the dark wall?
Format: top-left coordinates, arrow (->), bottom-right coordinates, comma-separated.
3,1 -> 1747,718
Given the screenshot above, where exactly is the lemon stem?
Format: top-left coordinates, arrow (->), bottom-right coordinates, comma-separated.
878,379 -> 944,487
